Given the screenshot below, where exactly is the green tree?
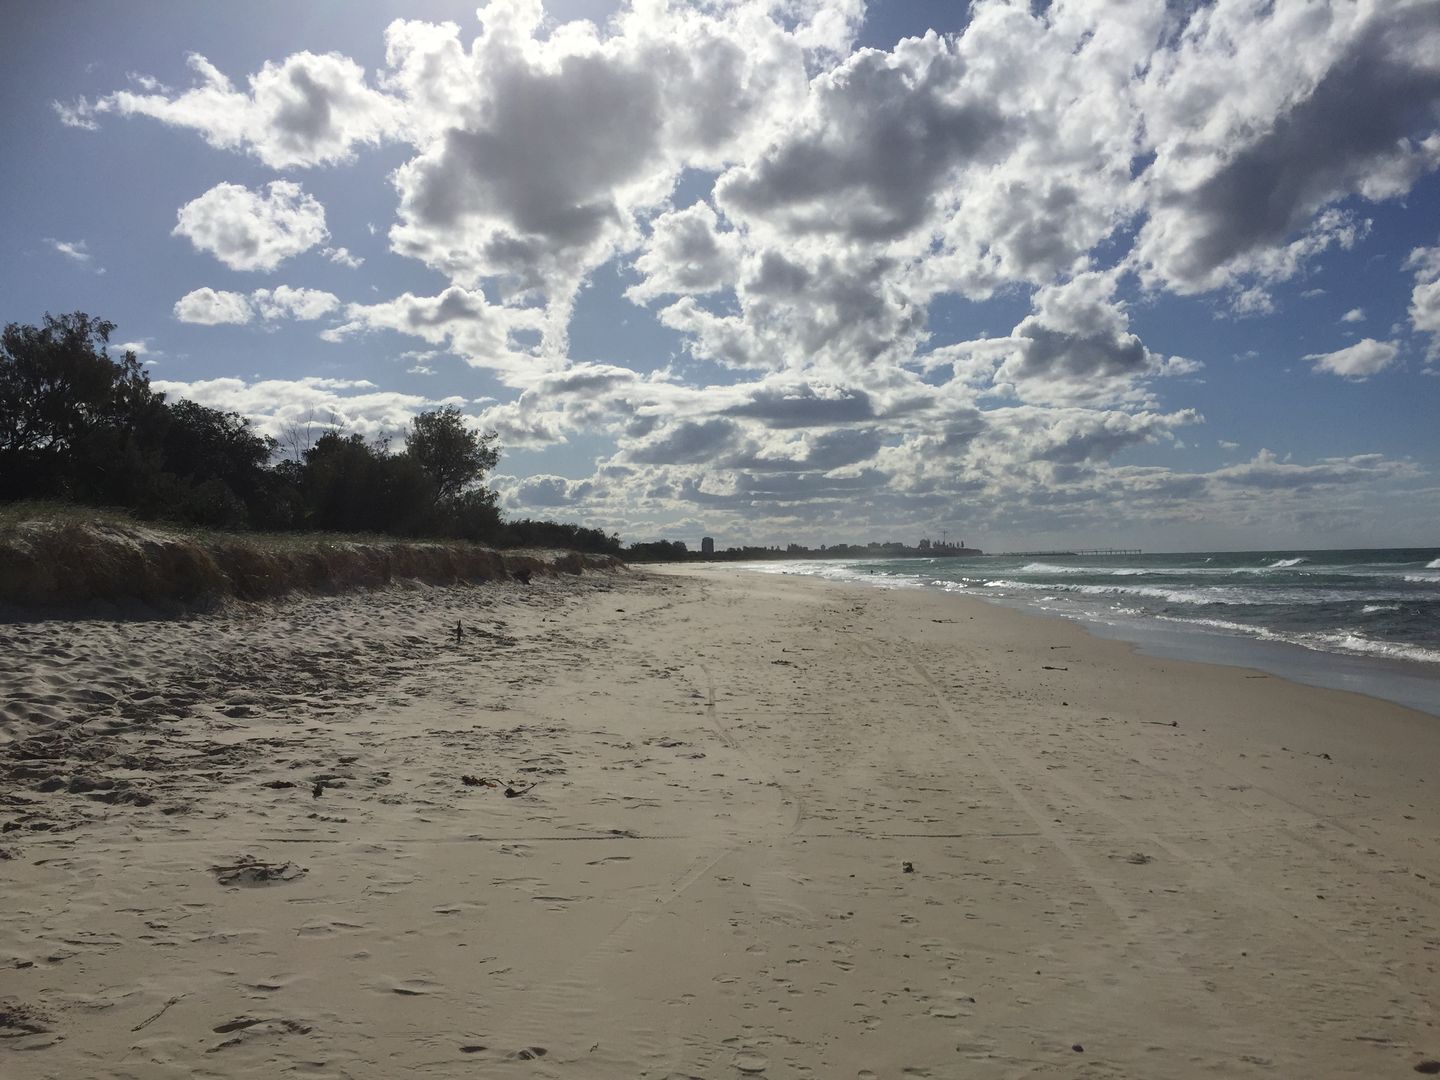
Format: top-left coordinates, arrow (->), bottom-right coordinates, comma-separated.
0,312 -> 161,500
406,406 -> 499,500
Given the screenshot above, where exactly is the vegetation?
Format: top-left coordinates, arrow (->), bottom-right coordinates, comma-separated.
0,311 -> 621,554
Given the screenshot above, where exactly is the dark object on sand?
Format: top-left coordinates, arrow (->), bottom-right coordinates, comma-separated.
1072,1044 -> 1084,1053
211,857 -> 307,886
455,620 -> 463,644
312,781 -> 324,798
902,861 -> 915,874
1414,1063 -> 1440,1075
514,568 -> 533,585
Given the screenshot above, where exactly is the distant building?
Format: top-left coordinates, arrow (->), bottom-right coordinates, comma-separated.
701,536 -> 715,556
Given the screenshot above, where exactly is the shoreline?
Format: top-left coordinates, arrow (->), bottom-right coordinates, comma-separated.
738,558 -> 1440,719
4,566 -> 1438,1077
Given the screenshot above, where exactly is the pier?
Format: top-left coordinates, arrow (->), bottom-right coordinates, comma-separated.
998,548 -> 1143,557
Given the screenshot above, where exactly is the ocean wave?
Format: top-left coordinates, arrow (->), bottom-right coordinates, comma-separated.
1149,615 -> 1440,665
1306,632 -> 1440,665
1361,604 -> 1400,614
984,579 -> 1244,605
1269,556 -> 1308,567
1405,574 -> 1440,585
1428,558 -> 1440,569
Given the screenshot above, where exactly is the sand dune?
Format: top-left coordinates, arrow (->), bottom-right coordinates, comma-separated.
3,565 -> 1438,1077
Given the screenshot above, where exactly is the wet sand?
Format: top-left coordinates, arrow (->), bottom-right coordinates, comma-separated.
2,565 -> 1438,1077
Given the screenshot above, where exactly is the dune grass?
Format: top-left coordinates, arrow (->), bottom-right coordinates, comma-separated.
0,502 -> 612,611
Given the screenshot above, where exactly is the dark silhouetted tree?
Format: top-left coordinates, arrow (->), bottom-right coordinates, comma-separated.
407,405 -> 499,499
0,312 -> 162,500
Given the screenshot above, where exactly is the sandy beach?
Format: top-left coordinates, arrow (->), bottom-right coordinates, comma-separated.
3,565 -> 1438,1078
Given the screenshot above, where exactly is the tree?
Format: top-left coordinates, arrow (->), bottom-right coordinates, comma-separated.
406,406 -> 499,500
0,312 -> 161,500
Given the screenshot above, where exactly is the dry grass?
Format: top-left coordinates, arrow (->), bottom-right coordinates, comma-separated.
0,503 -> 616,611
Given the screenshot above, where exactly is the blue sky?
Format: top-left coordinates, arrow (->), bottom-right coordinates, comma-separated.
3,0 -> 1438,551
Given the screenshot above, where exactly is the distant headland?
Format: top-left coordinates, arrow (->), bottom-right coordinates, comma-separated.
625,538 -> 984,562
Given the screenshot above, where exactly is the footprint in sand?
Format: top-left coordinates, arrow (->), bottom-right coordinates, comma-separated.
388,978 -> 441,996
207,1016 -> 312,1052
733,1051 -> 770,1073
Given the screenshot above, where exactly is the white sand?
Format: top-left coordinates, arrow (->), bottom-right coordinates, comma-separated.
2,565 -> 1438,1077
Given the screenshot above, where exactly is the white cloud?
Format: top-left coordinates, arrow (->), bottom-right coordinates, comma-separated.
250,285 -> 340,321
173,284 -> 339,324
46,238 -> 104,272
1341,307 -> 1366,323
173,287 -> 253,325
148,375 -> 449,441
322,285 -> 547,383
1304,338 -> 1400,379
64,1 -> 1440,542
1407,245 -> 1440,359
1134,1 -> 1440,298
322,245 -> 364,268
64,50 -> 403,168
113,340 -> 149,356
627,202 -> 742,304
173,181 -> 328,271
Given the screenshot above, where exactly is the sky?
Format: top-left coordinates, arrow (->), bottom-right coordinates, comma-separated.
3,0 -> 1439,552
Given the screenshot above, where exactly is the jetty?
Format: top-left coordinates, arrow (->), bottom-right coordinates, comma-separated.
999,548 -> 1142,557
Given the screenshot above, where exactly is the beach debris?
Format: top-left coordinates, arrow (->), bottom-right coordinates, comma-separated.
460,775 -> 538,798
455,620 -> 463,644
1072,1043 -> 1084,1053
262,780 -> 295,789
1142,720 -> 1178,727
902,861 -> 915,874
210,857 -> 307,887
513,568 -> 533,585
510,1046 -> 548,1060
0,1001 -> 52,1038
1042,665 -> 1069,671
1414,1061 -> 1440,1074
460,1044 -> 488,1053
1125,852 -> 1152,865
312,781 -> 324,798
130,994 -> 185,1032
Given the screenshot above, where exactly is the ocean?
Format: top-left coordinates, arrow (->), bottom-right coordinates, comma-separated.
745,549 -> 1440,716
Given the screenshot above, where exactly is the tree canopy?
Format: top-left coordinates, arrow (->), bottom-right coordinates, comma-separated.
0,311 -> 604,549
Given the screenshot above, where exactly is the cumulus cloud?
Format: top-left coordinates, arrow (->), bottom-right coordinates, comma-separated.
1407,245 -> 1440,358
1341,307 -> 1366,323
250,285 -> 340,321
1134,1 -> 1440,297
323,245 -> 364,268
148,375 -> 460,441
173,181 -> 329,271
173,287 -> 253,325
173,285 -> 339,324
62,51 -> 402,167
322,285 -> 547,382
1304,338 -> 1401,379
68,0 -> 1440,541
627,202 -> 742,303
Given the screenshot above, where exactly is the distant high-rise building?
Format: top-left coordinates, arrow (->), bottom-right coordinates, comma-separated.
701,536 -> 715,556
